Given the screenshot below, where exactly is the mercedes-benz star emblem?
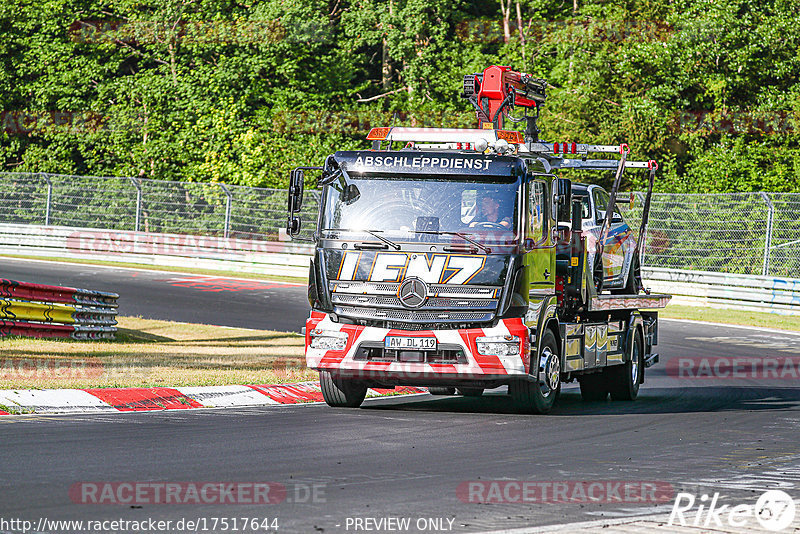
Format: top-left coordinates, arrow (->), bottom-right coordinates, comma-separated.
397,278 -> 428,309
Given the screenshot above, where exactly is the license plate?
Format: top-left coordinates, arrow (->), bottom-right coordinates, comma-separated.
384,336 -> 437,351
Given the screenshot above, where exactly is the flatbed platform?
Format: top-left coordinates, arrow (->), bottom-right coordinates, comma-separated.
589,293 -> 671,311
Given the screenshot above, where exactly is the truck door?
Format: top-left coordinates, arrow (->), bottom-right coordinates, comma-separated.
525,179 -> 555,295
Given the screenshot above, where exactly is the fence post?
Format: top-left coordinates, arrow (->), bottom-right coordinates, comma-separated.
129,177 -> 142,232
41,173 -> 52,226
219,183 -> 233,239
761,192 -> 774,277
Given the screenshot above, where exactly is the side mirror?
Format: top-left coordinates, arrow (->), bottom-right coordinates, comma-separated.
341,183 -> 361,205
288,168 -> 305,214
287,168 -> 305,237
554,177 -> 572,223
287,216 -> 301,235
611,212 -> 624,223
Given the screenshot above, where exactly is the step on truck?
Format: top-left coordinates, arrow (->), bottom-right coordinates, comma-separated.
286,65 -> 670,413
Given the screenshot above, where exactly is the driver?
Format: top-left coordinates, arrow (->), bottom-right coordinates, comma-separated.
470,193 -> 512,228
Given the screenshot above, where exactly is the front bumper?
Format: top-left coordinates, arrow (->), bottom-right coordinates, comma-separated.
305,312 -> 531,385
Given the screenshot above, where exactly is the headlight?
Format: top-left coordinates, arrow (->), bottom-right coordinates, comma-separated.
476,335 -> 521,356
309,329 -> 348,351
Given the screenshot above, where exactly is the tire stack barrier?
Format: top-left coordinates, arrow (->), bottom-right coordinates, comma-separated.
0,279 -> 118,340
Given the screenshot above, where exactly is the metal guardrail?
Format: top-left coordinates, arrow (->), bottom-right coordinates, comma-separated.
1,223 -> 797,316
0,279 -> 119,339
643,267 -> 800,315
0,223 -> 313,278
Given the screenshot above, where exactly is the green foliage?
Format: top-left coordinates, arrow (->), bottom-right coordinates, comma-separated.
0,0 -> 798,192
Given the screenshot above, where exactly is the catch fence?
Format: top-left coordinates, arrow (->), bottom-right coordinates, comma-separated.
0,172 -> 798,278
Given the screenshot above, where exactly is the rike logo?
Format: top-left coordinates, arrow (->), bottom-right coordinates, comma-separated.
337,252 -> 485,284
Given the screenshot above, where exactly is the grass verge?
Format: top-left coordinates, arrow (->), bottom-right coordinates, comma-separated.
655,304 -> 800,332
0,316 -> 316,390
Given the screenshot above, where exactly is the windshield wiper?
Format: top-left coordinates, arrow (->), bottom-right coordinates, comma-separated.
361,229 -> 400,250
321,228 -> 400,250
415,230 -> 492,254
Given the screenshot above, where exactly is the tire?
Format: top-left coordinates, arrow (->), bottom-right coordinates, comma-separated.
609,328 -> 643,401
428,386 -> 456,396
457,387 -> 484,397
579,373 -> 608,401
509,329 -> 560,414
612,257 -> 639,295
319,370 -> 367,408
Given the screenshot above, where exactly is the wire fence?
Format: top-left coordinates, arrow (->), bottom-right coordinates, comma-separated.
0,172 -> 798,278
618,191 -> 800,278
0,172 -> 320,242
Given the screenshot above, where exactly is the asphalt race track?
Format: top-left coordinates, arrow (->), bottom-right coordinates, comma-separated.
2,258 -> 800,533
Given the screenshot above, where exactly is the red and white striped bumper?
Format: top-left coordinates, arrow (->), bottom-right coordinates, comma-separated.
305,312 -> 531,381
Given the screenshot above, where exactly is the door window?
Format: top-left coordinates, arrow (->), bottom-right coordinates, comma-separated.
529,180 -> 547,244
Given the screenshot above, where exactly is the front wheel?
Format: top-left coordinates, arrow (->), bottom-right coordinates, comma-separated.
509,329 -> 561,414
319,370 -> 367,408
609,328 -> 643,401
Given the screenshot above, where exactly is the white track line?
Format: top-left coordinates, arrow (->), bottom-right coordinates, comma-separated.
661,318 -> 800,336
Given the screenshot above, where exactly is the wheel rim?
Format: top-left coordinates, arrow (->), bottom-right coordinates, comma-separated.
539,347 -> 560,397
631,337 -> 640,384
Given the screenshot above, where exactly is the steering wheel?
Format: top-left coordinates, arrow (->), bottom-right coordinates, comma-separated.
471,221 -> 507,230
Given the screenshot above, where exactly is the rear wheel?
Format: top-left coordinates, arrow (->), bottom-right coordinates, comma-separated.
457,388 -> 484,397
319,370 -> 367,408
428,387 -> 456,396
509,329 -> 560,414
609,328 -> 643,401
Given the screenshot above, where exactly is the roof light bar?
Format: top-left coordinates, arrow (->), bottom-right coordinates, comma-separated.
366,127 -> 391,140
496,130 -> 524,144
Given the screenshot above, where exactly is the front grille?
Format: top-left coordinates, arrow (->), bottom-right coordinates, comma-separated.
331,294 -> 497,310
335,306 -> 493,324
330,281 -> 499,298
354,342 -> 467,363
329,280 -> 502,327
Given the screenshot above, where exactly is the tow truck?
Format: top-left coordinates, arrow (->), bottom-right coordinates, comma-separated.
286,65 -> 670,413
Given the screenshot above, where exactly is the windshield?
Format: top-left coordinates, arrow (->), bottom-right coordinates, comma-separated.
320,174 -> 520,243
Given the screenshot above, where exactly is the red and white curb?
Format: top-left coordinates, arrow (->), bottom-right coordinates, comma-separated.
0,382 -> 427,415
